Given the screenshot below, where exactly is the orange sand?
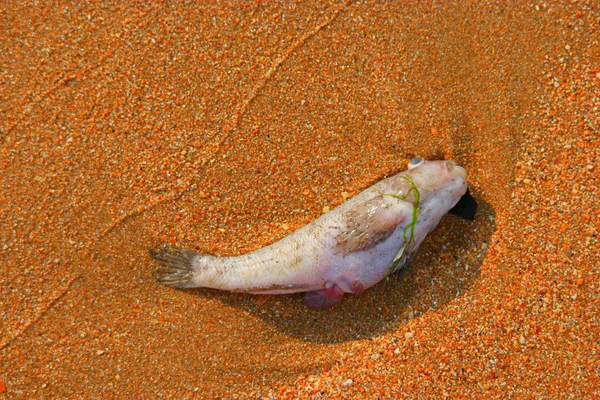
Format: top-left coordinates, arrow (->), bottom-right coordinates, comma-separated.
1,1 -> 598,398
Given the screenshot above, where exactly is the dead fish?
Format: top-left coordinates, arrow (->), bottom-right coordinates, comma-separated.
150,158 -> 471,308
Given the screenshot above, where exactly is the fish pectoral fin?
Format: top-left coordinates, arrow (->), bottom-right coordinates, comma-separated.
392,243 -> 406,263
303,283 -> 345,309
386,240 -> 421,279
335,196 -> 410,255
382,243 -> 409,280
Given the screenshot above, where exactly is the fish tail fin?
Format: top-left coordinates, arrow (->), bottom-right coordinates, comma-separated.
150,248 -> 200,288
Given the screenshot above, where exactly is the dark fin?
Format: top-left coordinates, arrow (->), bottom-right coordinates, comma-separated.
449,189 -> 478,220
149,248 -> 199,288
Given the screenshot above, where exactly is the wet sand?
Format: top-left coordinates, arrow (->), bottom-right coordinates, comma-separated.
1,1 -> 598,398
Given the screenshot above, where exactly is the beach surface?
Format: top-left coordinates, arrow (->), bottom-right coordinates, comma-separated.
1,1 -> 598,398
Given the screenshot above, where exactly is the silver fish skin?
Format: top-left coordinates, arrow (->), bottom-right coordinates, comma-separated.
150,158 -> 468,308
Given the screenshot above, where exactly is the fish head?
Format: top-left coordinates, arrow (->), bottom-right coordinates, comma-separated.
402,158 -> 467,203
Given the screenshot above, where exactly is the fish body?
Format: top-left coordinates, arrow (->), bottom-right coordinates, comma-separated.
151,158 -> 469,308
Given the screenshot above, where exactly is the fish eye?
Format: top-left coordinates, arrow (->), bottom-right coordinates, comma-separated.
408,158 -> 423,169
